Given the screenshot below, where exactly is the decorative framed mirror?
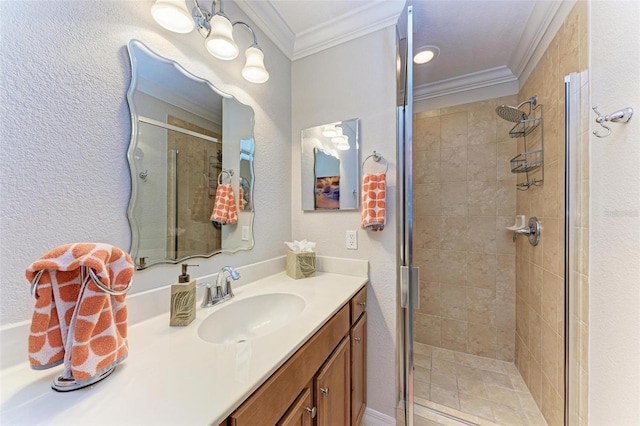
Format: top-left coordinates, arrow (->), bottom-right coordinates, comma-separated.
126,40 -> 255,269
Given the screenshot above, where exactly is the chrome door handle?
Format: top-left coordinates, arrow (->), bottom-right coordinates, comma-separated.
320,387 -> 329,396
305,406 -> 317,418
354,337 -> 362,343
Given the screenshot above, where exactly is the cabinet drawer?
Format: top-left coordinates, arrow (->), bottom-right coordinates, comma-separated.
350,285 -> 367,325
229,304 -> 350,426
278,386 -> 313,426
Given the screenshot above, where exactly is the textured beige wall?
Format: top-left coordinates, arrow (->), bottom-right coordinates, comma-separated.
412,95 -> 518,362
514,3 -> 589,425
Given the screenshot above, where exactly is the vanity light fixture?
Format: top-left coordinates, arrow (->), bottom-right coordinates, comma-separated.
151,0 -> 269,83
331,127 -> 350,151
413,45 -> 440,65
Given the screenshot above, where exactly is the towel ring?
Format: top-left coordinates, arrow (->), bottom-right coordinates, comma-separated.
217,169 -> 234,185
362,151 -> 388,174
30,266 -> 132,298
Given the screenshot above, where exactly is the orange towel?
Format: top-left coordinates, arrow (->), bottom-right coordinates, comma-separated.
25,243 -> 134,382
210,183 -> 238,225
361,173 -> 386,231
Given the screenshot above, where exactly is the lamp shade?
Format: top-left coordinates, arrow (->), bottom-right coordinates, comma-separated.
206,14 -> 239,60
151,0 -> 195,33
242,46 -> 269,83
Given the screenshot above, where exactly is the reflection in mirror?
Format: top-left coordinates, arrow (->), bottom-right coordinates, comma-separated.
301,119 -> 360,211
126,40 -> 255,269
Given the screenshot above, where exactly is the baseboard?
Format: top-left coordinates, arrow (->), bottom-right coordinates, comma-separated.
362,407 -> 396,426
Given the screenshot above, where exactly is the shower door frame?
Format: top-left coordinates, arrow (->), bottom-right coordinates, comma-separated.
396,4 -> 416,426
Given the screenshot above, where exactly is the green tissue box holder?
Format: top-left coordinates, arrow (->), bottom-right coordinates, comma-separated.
286,251 -> 316,279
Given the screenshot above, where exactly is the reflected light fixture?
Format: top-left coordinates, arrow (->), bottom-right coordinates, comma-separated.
322,124 -> 338,138
151,0 -> 269,83
331,127 -> 350,151
413,45 -> 440,65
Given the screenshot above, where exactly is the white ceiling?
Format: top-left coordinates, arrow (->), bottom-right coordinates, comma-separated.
236,0 -> 565,102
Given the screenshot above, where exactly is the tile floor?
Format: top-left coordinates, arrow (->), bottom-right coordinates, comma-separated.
412,343 -> 548,426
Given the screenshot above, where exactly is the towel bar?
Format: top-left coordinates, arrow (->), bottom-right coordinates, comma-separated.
30,265 -> 132,298
217,168 -> 234,185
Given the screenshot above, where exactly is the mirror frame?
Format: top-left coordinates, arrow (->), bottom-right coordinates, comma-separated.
126,40 -> 255,269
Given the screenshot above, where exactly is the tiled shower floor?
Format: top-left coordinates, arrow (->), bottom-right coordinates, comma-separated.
413,343 -> 548,426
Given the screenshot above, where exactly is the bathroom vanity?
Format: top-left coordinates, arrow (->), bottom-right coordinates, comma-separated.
224,285 -> 367,426
0,265 -> 367,426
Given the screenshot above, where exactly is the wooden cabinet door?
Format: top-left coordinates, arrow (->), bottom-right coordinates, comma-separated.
315,337 -> 350,426
351,312 -> 367,426
278,387 -> 314,426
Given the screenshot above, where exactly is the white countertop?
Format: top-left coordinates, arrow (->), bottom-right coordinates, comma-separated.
0,271 -> 367,425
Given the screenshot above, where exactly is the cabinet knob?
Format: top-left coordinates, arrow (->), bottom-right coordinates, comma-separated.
354,337 -> 362,343
305,406 -> 317,418
320,387 -> 330,396
358,301 -> 367,309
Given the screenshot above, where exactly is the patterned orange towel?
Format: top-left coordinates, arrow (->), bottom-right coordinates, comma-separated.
25,243 -> 134,383
210,183 -> 238,225
361,173 -> 386,231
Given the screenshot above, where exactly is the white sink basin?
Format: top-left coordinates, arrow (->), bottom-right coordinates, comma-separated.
198,293 -> 306,344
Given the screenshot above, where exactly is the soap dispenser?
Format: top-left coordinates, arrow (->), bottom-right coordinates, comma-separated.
170,264 -> 197,326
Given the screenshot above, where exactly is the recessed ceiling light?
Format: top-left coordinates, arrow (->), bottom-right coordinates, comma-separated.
414,46 -> 440,64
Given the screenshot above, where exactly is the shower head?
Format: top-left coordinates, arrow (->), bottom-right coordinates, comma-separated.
495,105 -> 528,122
495,96 -> 538,122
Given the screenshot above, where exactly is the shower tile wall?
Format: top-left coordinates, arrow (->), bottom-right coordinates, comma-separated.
167,116 -> 222,258
514,3 -> 589,425
413,96 -> 518,361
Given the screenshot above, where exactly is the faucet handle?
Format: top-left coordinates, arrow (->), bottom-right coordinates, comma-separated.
201,283 -> 225,308
223,277 -> 235,299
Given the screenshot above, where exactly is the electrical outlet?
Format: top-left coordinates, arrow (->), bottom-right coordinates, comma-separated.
241,226 -> 250,241
346,230 -> 358,249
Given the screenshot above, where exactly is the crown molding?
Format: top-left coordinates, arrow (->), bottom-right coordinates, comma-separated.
236,0 -> 403,61
414,66 -> 518,102
292,1 -> 404,61
235,0 -> 296,58
508,0 -> 569,83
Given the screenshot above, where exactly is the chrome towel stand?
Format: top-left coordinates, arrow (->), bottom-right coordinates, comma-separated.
362,151 -> 388,174
592,106 -> 634,138
30,266 -> 132,298
29,265 -> 132,392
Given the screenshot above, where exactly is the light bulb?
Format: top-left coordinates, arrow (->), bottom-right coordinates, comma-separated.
151,0 -> 195,34
242,46 -> 269,83
206,14 -> 239,60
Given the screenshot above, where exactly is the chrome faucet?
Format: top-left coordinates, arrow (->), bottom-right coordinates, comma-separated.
201,266 -> 240,308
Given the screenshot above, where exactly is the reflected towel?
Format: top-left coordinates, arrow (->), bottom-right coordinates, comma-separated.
361,173 -> 386,231
25,243 -> 134,382
239,187 -> 245,211
210,184 -> 238,225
